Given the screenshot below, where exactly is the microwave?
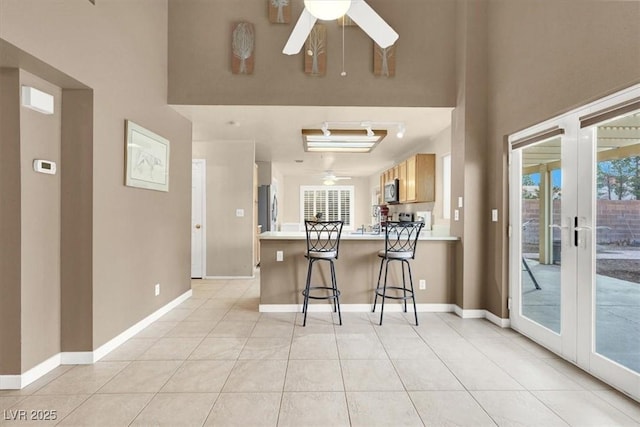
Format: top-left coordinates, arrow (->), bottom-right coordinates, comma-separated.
384,179 -> 399,203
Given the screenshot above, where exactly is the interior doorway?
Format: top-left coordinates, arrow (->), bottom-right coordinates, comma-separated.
191,159 -> 206,278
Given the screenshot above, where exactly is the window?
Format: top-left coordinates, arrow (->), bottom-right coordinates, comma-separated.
300,186 -> 354,229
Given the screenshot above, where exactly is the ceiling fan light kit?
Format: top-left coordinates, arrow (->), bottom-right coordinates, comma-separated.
304,0 -> 351,21
283,0 -> 398,55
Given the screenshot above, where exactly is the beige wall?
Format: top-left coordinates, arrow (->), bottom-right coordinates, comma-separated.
485,0 -> 640,317
0,0 -> 193,358
168,0 -> 456,107
450,0 -> 489,310
281,175 -> 372,230
0,68 -> 22,374
193,140 -> 255,277
19,71 -> 62,370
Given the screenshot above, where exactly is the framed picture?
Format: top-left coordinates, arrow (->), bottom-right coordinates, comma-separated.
125,120 -> 170,192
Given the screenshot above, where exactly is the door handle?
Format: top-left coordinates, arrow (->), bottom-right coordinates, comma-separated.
548,224 -> 568,229
195,224 -> 201,229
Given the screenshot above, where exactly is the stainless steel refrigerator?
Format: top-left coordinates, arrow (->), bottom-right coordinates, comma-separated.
258,185 -> 278,232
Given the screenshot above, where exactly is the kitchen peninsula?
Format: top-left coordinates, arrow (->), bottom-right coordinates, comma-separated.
259,230 -> 459,311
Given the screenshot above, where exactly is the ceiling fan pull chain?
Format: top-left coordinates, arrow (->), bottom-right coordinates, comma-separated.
341,16 -> 347,77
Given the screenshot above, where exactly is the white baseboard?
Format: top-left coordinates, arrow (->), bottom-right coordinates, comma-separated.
0,289 -> 193,390
485,309 -> 511,328
203,275 -> 255,280
259,303 -> 457,313
259,303 -> 509,327
0,353 -> 61,390
92,289 -> 192,362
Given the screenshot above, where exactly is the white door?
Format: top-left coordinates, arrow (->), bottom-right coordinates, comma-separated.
191,159 -> 206,278
510,84 -> 640,400
509,116 -> 578,360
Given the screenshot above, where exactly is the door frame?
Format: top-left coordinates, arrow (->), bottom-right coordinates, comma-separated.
508,113 -> 579,361
509,83 -> 640,400
192,159 -> 207,278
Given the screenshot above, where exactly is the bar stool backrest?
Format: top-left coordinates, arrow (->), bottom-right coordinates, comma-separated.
304,220 -> 344,258
383,221 -> 424,259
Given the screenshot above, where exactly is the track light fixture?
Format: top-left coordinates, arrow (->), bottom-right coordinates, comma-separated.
321,121 -> 331,136
396,123 -> 405,138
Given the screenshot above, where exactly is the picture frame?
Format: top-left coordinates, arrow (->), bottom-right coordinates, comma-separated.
125,120 -> 170,192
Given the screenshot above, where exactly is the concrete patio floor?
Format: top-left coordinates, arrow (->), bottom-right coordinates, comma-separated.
521,257 -> 640,373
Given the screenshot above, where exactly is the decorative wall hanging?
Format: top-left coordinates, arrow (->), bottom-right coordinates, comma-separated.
231,22 -> 255,74
269,0 -> 291,24
125,120 -> 170,192
304,24 -> 326,76
374,42 -> 396,77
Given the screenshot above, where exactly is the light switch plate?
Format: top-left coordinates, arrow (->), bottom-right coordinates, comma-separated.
458,197 -> 463,208
276,250 -> 283,261
491,209 -> 498,222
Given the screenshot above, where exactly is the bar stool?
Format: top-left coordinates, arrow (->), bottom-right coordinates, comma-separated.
302,220 -> 344,327
373,221 -> 424,326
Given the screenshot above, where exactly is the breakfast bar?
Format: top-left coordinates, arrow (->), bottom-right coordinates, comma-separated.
259,231 -> 459,311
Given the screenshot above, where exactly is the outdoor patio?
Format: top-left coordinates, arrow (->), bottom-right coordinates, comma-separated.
521,252 -> 640,373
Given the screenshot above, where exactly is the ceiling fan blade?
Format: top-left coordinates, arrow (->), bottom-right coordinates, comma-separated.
346,0 -> 398,48
283,8 -> 317,55
336,177 -> 352,180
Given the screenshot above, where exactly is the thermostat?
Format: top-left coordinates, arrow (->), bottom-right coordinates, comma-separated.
33,159 -> 57,175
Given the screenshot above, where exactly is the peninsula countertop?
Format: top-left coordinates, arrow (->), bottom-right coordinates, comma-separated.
259,230 -> 459,241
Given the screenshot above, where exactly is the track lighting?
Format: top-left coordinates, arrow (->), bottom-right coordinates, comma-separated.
396,123 -> 405,139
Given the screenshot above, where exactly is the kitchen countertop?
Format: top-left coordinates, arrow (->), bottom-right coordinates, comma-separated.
259,230 -> 459,241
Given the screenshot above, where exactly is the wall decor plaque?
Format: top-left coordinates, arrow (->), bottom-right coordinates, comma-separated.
304,24 -> 326,77
374,42 -> 396,77
269,0 -> 291,24
231,22 -> 255,74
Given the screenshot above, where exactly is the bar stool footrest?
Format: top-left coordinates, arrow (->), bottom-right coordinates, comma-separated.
374,286 -> 415,300
303,286 -> 341,300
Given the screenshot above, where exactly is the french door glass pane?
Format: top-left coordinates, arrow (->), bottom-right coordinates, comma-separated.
520,138 -> 562,333
595,111 -> 640,373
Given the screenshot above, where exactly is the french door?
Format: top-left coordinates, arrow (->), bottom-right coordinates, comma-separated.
509,84 -> 640,400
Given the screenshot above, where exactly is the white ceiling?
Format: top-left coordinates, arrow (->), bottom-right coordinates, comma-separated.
172,105 -> 453,177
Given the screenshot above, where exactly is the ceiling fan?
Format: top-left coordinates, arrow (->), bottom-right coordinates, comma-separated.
283,0 -> 399,55
321,170 -> 352,185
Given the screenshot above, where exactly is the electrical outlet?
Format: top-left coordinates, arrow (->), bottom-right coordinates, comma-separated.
155,283 -> 160,296
454,209 -> 459,221
419,279 -> 426,290
276,250 -> 284,262
236,208 -> 244,217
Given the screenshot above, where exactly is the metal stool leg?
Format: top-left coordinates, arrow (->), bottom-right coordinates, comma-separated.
379,259 -> 390,326
373,257 -> 384,313
406,260 -> 418,326
330,259 -> 342,325
401,260 -> 408,313
302,258 -> 313,327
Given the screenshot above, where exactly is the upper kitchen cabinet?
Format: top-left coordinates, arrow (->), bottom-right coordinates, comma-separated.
405,154 -> 435,203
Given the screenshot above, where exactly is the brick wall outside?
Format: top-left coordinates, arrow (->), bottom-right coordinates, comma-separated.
522,199 -> 640,246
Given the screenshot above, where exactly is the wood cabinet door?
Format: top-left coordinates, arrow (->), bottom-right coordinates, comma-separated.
415,154 -> 435,202
398,161 -> 407,202
406,155 -> 417,202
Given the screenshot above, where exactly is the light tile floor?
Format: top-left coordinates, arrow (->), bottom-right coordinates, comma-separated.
2,276 -> 640,426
